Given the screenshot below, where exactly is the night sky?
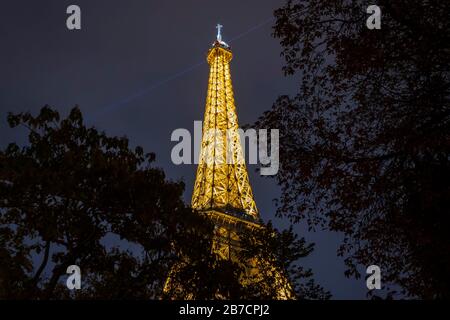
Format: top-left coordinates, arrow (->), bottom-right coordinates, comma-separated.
1,0 -> 367,299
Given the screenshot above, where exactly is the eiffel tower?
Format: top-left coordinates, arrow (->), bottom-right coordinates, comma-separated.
164,25 -> 292,299
191,23 -> 258,226
189,25 -> 293,299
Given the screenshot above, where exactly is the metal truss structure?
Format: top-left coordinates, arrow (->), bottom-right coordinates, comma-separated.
191,42 -> 258,221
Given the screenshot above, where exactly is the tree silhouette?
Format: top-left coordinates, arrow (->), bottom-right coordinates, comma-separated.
255,0 -> 450,298
238,222 -> 331,300
0,106 -> 327,299
0,106 -> 211,299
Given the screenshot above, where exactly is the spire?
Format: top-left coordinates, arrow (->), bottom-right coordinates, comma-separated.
216,23 -> 223,42
213,23 -> 229,48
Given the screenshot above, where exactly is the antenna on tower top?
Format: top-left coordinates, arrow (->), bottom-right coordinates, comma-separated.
216,23 -> 223,42
214,23 -> 229,48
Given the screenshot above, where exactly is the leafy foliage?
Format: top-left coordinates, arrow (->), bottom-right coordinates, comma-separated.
0,106 -> 327,299
0,106 -> 220,299
255,0 -> 450,298
239,222 -> 331,300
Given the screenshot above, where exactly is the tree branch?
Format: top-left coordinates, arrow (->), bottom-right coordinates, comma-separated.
32,240 -> 51,284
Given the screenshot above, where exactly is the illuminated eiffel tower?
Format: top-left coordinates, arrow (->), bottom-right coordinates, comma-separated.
191,23 -> 258,225
189,25 -> 293,299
